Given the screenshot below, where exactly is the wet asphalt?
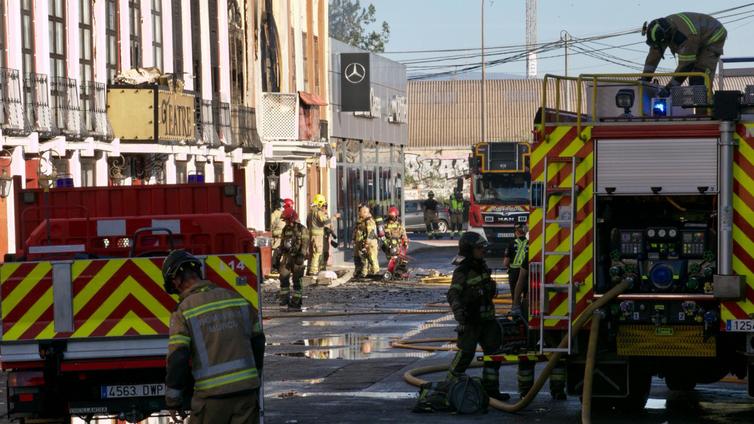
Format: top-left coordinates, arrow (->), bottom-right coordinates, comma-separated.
261,238 -> 754,424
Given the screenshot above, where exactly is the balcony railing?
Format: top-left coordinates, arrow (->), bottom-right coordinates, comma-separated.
24,73 -> 53,134
212,100 -> 232,146
81,81 -> 112,140
0,68 -> 27,133
51,77 -> 82,137
231,105 -> 262,152
197,99 -> 218,146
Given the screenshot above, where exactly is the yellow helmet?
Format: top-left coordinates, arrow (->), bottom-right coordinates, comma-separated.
313,193 -> 326,207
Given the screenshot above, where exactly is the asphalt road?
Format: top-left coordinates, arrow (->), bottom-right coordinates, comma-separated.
262,246 -> 754,424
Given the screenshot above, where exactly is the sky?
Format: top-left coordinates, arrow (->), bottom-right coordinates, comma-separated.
364,0 -> 754,79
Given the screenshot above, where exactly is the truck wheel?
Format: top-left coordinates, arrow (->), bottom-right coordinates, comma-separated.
437,220 -> 449,233
666,375 -> 697,391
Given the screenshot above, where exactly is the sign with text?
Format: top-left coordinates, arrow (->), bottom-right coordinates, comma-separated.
340,53 -> 370,112
158,90 -> 195,141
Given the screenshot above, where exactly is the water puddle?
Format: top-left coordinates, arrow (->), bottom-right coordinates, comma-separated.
272,333 -> 431,360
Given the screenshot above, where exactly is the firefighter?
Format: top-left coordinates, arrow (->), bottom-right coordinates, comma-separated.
383,206 -> 409,256
278,208 -> 309,311
307,193 -> 332,276
423,191 -> 440,239
641,12 -> 727,96
163,250 -> 265,424
503,224 -> 528,309
447,232 -> 510,402
270,198 -> 293,272
449,189 -> 465,238
354,205 -> 379,278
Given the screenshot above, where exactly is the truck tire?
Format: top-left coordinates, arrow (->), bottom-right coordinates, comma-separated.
437,220 -> 449,234
665,375 -> 697,391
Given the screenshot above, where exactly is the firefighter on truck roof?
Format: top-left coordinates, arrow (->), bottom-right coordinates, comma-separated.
641,12 -> 726,97
163,250 -> 265,424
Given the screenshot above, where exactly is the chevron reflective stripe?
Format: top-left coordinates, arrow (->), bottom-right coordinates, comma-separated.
183,298 -> 250,319
512,239 -> 528,268
466,273 -> 490,285
709,26 -> 726,43
169,334 -> 191,346
677,54 -> 697,62
529,125 -> 594,330
723,124 -> 754,325
675,13 -> 698,35
204,255 -> 261,310
194,367 -> 258,391
193,357 -> 256,380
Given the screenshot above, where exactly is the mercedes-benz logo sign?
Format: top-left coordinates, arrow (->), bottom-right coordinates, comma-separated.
344,62 -> 366,84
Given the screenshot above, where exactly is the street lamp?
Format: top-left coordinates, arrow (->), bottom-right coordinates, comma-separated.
0,150 -> 12,199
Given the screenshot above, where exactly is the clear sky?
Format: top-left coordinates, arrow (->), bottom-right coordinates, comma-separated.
367,0 -> 753,79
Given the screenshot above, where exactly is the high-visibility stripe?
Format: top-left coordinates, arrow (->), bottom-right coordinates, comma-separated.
511,239 -> 528,268
676,13 -> 698,35
195,368 -> 258,391
709,26 -> 726,43
28,244 -> 86,254
183,298 -> 249,319
194,357 -> 256,380
677,54 -> 697,62
169,334 -> 191,346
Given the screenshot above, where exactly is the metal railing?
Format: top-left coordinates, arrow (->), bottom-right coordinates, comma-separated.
51,77 -> 82,137
24,73 -> 53,134
231,104 -> 262,152
0,68 -> 27,133
539,71 -> 712,141
197,99 -> 218,146
212,100 -> 232,146
81,81 -> 112,140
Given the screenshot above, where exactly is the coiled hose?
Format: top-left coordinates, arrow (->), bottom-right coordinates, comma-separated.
403,279 -> 630,414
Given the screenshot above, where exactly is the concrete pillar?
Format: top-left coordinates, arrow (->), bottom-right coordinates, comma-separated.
244,158 -> 265,231
94,0 -> 107,82
164,154 -> 177,184
140,0 -> 154,68
95,152 -> 109,186
66,0 -> 81,82
119,0 -> 131,70
161,0 -> 174,74
6,0 -> 22,71
180,0 -> 194,90
68,150 -> 82,187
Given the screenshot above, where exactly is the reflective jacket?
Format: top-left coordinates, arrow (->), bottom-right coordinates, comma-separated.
307,205 -> 331,237
450,197 -> 464,213
507,237 -> 528,269
447,258 -> 497,324
270,209 -> 286,238
281,222 -> 309,257
384,218 -> 408,247
354,217 -> 377,245
166,281 -> 264,405
644,12 -> 726,74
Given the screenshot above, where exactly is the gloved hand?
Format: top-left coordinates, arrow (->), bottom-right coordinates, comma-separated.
330,240 -> 338,248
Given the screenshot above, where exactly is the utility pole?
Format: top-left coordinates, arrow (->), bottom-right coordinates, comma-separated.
560,30 -> 571,77
481,0 -> 486,144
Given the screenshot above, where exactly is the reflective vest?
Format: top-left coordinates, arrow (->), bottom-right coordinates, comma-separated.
511,238 -> 528,269
450,197 -> 464,213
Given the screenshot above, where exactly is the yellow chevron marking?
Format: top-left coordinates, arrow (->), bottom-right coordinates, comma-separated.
71,260 -> 93,281
237,254 -> 260,280
132,258 -> 175,298
533,127 -> 572,163
3,286 -> 53,340
205,255 -> 259,309
72,276 -> 171,338
36,321 -> 56,340
0,262 -> 22,285
3,262 -> 52,318
107,310 -> 158,337
72,260 -> 125,315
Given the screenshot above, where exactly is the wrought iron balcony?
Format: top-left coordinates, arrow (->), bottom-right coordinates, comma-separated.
24,73 -> 53,134
196,99 -> 218,146
0,68 -> 27,134
80,81 -> 112,140
231,105 -> 262,152
51,77 -> 82,137
212,100 -> 232,146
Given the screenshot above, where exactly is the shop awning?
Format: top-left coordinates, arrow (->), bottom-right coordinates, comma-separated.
299,91 -> 327,106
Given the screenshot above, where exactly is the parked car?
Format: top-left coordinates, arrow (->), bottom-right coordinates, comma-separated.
403,199 -> 451,234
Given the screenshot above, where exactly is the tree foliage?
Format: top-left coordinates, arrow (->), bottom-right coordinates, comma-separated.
329,0 -> 390,52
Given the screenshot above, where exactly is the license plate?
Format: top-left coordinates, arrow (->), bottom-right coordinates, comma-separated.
101,383 -> 166,399
726,320 -> 754,332
497,233 -> 514,239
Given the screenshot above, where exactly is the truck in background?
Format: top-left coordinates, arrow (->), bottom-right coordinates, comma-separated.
467,142 -> 531,251
0,181 -> 264,422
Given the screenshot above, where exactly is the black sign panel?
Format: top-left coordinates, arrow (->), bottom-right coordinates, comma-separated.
340,53 -> 370,112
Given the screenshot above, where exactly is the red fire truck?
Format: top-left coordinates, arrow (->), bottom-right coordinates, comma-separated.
528,68 -> 754,409
467,141 -> 531,250
0,180 -> 263,421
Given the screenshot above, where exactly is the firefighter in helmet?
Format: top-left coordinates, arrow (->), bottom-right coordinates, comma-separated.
446,232 -> 510,401
423,191 -> 440,239
307,193 -> 332,276
449,189 -> 466,238
278,208 -> 309,310
383,206 -> 409,256
354,205 -> 379,278
641,12 -> 726,96
163,250 -> 265,423
503,223 -> 528,309
270,198 -> 294,272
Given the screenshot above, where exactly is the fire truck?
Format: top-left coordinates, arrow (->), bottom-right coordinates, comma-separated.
0,180 -> 263,421
529,67 -> 754,409
467,141 -> 531,250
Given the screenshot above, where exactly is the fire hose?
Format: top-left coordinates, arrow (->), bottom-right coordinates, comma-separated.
402,279 -> 630,416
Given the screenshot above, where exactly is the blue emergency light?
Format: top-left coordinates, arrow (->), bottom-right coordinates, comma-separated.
652,98 -> 668,117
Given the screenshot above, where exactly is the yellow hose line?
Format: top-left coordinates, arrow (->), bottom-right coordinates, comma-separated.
581,310 -> 603,424
264,309 -> 449,319
403,280 -> 631,413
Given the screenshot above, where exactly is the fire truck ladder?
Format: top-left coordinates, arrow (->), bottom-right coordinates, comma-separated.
538,156 -> 580,355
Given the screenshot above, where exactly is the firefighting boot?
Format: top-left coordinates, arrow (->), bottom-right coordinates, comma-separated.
550,364 -> 567,400
288,297 -> 302,312
518,362 -> 535,399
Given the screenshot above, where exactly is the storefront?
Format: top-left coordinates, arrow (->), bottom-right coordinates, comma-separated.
329,40 -> 408,249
